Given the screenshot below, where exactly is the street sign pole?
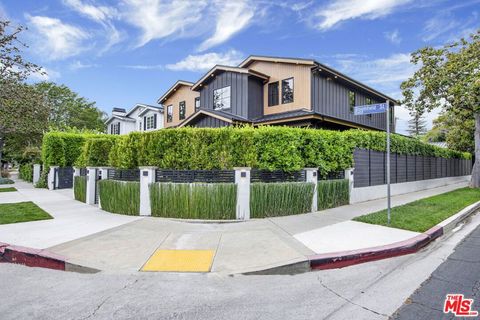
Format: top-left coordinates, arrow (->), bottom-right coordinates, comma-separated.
386,100 -> 391,225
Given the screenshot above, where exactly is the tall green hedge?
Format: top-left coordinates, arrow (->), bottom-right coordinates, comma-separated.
42,127 -> 471,175
98,180 -> 140,215
150,183 -> 237,220
19,164 -> 33,182
250,182 -> 315,218
317,179 -> 350,210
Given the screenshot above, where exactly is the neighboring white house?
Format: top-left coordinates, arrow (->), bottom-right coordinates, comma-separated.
105,104 -> 164,135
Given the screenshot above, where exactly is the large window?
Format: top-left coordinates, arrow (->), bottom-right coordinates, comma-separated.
145,115 -> 155,130
179,101 -> 186,120
195,97 -> 200,110
281,78 -> 294,104
213,86 -> 231,110
167,105 -> 173,123
268,82 -> 279,106
111,122 -> 120,135
349,91 -> 356,112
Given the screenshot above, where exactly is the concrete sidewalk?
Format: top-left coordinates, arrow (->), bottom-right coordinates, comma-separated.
0,178 -> 469,274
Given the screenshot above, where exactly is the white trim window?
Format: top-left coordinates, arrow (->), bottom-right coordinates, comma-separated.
213,86 -> 231,110
167,105 -> 173,123
146,115 -> 155,130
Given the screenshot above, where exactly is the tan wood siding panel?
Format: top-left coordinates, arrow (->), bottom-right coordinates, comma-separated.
163,86 -> 199,128
248,61 -> 312,115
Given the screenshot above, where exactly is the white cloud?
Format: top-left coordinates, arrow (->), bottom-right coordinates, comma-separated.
122,64 -> 164,70
312,0 -> 412,30
121,0 -> 207,48
422,12 -> 460,42
69,60 -> 98,70
198,1 -> 255,51
26,15 -> 89,60
384,29 -> 401,44
29,67 -> 61,81
166,50 -> 244,72
63,0 -> 122,52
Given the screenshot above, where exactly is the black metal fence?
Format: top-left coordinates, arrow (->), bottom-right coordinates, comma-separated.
353,148 -> 472,188
79,168 -> 87,176
155,169 -> 235,183
107,169 -> 140,181
250,169 -> 306,183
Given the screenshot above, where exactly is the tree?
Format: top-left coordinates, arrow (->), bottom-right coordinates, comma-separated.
0,20 -> 47,164
407,111 -> 427,137
401,30 -> 480,187
34,82 -> 106,132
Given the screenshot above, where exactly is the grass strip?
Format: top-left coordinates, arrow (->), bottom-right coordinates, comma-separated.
0,187 -> 17,193
353,187 -> 480,232
150,183 -> 237,220
0,201 -> 53,224
250,182 -> 315,218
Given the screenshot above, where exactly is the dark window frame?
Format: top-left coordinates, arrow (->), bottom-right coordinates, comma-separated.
179,101 -> 186,120
213,85 -> 231,110
194,97 -> 200,110
268,81 -> 279,107
166,105 -> 173,123
348,90 -> 356,113
281,78 -> 294,104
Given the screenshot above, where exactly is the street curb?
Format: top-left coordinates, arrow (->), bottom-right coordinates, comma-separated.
309,200 -> 480,270
0,242 -> 100,273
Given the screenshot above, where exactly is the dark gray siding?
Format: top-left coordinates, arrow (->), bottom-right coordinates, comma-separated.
199,71 -> 249,119
247,77 -> 263,119
191,115 -> 230,128
312,73 -> 393,131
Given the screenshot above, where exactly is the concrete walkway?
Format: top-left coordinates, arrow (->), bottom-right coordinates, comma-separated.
0,178 -> 469,274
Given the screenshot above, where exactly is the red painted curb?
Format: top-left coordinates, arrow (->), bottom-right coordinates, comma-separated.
309,226 -> 444,270
0,244 -> 66,271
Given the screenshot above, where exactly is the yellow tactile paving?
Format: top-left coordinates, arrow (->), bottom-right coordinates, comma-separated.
141,249 -> 215,272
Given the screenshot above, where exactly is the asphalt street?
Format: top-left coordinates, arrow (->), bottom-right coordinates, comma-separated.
1,214 -> 479,320
393,224 -> 480,320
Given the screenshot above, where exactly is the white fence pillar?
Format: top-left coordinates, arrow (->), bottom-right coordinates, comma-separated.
139,167 -> 156,216
305,168 -> 318,212
85,167 -> 98,205
33,164 -> 41,185
234,167 -> 251,220
73,167 -> 81,178
47,166 -> 59,190
345,168 -> 354,204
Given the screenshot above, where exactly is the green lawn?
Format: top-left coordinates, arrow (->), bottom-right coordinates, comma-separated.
0,201 -> 53,225
0,187 -> 17,193
353,188 -> 480,232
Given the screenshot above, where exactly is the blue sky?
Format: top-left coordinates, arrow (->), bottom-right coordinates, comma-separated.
1,0 -> 478,134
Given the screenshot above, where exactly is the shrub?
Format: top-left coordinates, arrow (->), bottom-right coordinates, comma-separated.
317,179 -> 350,210
35,170 -> 48,188
76,137 -> 116,167
19,163 -> 33,182
74,176 -> 86,203
150,183 -> 237,220
0,177 -> 14,185
250,182 -> 315,218
98,180 -> 140,215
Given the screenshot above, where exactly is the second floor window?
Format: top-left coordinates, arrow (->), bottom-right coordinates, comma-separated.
213,86 -> 231,110
146,115 -> 155,130
349,91 -> 356,112
195,97 -> 200,110
282,78 -> 294,104
366,97 -> 372,105
167,105 -> 173,123
268,82 -> 279,106
111,122 -> 120,135
179,101 -> 186,120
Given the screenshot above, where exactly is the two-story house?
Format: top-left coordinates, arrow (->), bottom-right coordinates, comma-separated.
159,55 -> 397,132
106,104 -> 164,135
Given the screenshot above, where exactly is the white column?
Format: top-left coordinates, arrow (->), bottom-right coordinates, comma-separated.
234,167 -> 251,220
345,168 -> 354,204
73,167 -> 81,178
305,168 -> 318,212
33,164 -> 41,185
85,167 -> 97,205
47,166 -> 59,190
139,167 -> 156,216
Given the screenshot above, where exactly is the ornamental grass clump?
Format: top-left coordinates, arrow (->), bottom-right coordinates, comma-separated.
317,179 -> 349,210
150,183 -> 237,220
98,180 -> 140,215
250,182 -> 315,218
73,176 -> 86,203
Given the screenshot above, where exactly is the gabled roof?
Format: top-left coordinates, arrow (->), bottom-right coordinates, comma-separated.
126,103 -> 163,117
238,55 -> 399,105
191,65 -> 269,91
105,115 -> 136,125
177,108 -> 250,128
157,80 -> 195,104
138,105 -> 164,117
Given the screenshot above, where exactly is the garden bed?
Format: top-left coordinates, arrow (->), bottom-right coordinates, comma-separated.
74,176 -> 86,203
98,180 -> 140,215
